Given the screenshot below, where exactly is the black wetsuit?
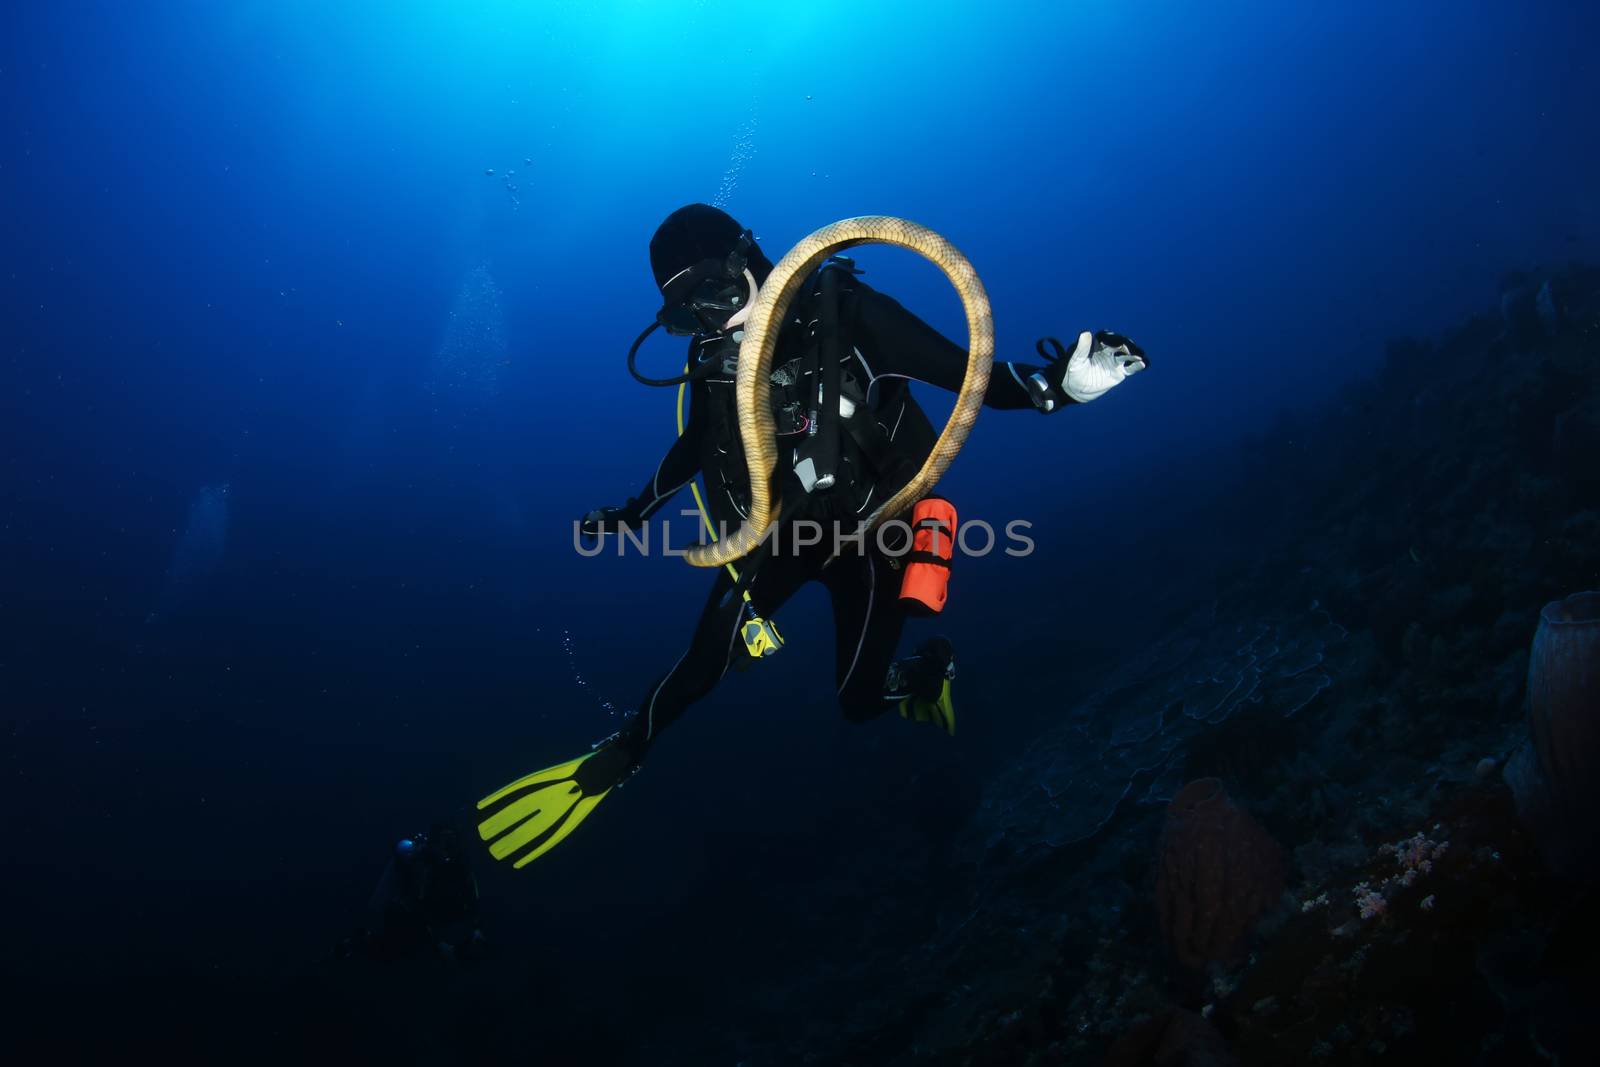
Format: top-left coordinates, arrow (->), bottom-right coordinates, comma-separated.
618,275 -> 1060,753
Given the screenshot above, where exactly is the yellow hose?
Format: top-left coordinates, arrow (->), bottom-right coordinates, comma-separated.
677,368 -> 742,582
683,216 -> 994,569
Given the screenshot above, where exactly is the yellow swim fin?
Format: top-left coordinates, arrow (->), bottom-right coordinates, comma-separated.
476,737 -> 635,869
898,676 -> 956,737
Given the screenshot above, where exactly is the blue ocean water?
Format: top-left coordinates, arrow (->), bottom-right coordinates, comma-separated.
4,2 -> 1599,1062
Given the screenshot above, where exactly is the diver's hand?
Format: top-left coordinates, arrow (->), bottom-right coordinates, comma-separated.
578,505 -> 639,541
1027,331 -> 1148,410
1063,330 -> 1147,403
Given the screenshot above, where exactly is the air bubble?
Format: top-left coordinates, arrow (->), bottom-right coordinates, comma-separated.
713,101 -> 759,209
560,629 -> 620,715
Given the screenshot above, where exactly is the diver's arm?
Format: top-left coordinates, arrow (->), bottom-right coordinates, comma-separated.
850,285 -> 1041,410
580,384 -> 705,538
626,426 -> 703,521
580,454 -> 685,536
851,285 -> 1145,411
581,432 -> 700,536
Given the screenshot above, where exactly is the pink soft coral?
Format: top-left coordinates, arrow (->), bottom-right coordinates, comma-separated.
1352,882 -> 1388,920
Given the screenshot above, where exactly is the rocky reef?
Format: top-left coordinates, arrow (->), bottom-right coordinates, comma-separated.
913,264 -> 1600,1066
696,264 -> 1600,1065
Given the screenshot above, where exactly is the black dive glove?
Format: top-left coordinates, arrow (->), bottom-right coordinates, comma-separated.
578,504 -> 642,542
1025,331 -> 1148,412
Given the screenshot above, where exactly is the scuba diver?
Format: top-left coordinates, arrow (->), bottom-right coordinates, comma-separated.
338,823 -> 487,962
476,204 -> 1147,868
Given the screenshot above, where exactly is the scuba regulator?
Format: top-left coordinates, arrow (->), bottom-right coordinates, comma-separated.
627,229 -> 759,388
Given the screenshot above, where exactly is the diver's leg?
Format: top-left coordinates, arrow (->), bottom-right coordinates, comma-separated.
826,551 -> 911,723
621,552 -> 813,754
477,557 -> 822,872
886,634 -> 957,735
826,552 -> 956,733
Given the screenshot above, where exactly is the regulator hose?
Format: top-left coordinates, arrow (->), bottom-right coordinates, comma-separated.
683,216 -> 994,569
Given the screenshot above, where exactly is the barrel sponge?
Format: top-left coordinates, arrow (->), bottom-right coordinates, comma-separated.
1156,778 -> 1286,971
1509,591 -> 1600,872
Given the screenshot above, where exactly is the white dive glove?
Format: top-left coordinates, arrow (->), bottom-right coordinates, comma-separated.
1024,331 -> 1149,411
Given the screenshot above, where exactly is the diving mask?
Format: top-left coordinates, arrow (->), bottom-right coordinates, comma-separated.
655,229 -> 759,336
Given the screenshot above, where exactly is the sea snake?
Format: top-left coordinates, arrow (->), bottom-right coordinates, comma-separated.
682,216 -> 994,568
